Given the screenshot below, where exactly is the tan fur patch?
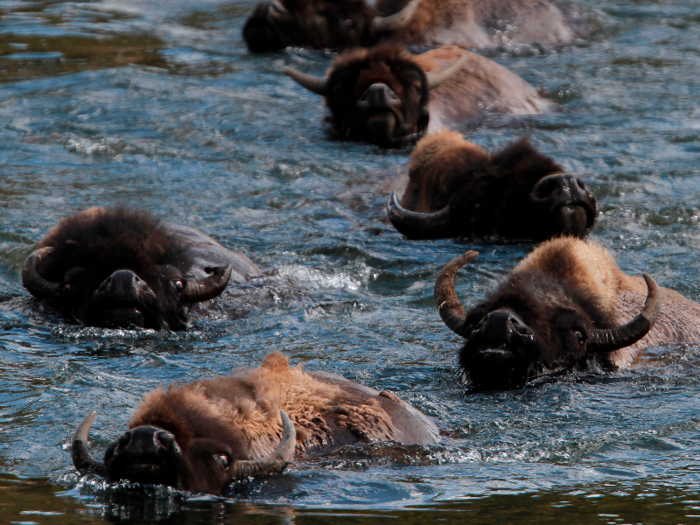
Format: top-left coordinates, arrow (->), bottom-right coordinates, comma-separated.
514,237 -> 623,318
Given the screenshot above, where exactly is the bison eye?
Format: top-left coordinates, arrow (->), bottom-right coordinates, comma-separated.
573,330 -> 585,345
343,18 -> 356,30
172,280 -> 185,293
215,454 -> 230,469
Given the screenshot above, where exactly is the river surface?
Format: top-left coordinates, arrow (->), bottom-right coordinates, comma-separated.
0,0 -> 700,523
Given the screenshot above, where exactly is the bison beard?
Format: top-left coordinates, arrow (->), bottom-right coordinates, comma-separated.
71,353 -> 439,495
434,240 -> 662,390
21,207 -> 234,330
387,132 -> 598,242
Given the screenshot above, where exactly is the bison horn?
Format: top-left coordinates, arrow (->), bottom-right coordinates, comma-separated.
72,411 -> 106,476
180,265 -> 232,303
231,410 -> 296,480
588,273 -> 660,353
21,247 -> 63,298
283,67 -> 328,96
426,55 -> 470,91
434,251 -> 479,337
371,0 -> 421,34
386,190 -> 451,239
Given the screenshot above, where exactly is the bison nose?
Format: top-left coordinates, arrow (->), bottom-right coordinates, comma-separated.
473,310 -> 533,346
96,270 -> 147,301
115,426 -> 181,457
358,83 -> 401,112
530,173 -> 591,207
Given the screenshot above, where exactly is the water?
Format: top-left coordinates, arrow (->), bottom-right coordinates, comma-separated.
0,0 -> 700,522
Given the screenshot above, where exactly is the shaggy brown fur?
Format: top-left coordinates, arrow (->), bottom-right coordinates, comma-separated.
102,353 -> 438,493
392,131 -> 596,242
455,238 -> 700,389
37,206 -> 182,283
243,0 -> 577,52
131,353 -> 437,459
320,45 -> 553,146
378,0 -> 575,48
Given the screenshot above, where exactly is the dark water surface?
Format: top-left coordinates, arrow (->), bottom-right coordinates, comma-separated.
1,0 -> 700,522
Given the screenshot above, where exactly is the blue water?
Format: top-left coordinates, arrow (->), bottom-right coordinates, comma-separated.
1,0 -> 700,522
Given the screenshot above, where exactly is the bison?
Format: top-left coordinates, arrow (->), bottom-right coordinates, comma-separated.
387,131 -> 598,242
72,352 -> 439,495
243,0 -> 576,52
21,207 -> 261,330
435,237 -> 700,390
284,45 -> 554,147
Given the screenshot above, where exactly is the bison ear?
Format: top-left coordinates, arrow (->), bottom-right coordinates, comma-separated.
180,265 -> 232,303
22,247 -> 63,298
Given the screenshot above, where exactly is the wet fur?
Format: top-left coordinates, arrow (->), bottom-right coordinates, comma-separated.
131,353 -> 436,461
324,45 -> 552,144
460,238 -> 700,383
37,207 -> 182,283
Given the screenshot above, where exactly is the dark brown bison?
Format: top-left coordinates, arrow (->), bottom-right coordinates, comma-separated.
21,207 -> 261,330
387,131 -> 597,241
243,0 -> 575,52
284,45 -> 554,147
72,353 -> 439,495
435,237 -> 700,390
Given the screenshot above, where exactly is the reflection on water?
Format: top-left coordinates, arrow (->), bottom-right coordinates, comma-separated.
0,0 -> 700,522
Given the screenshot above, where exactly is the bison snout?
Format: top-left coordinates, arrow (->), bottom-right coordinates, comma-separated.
472,310 -> 533,346
358,83 -> 401,111
114,427 -> 181,458
461,311 -> 535,389
530,173 -> 598,237
107,426 -> 183,487
95,270 -> 149,302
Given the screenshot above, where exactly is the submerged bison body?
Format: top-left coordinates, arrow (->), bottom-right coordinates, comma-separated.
243,0 -> 575,52
435,238 -> 700,390
285,45 -> 553,147
22,207 -> 261,330
72,353 -> 439,495
388,132 -> 597,241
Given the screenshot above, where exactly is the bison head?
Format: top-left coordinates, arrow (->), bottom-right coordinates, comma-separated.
71,410 -> 296,495
387,134 -> 598,241
435,252 -> 660,390
284,45 -> 467,147
21,207 -> 231,330
243,0 -> 420,52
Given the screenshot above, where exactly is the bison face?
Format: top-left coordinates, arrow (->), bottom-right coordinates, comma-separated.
435,252 -> 660,390
21,208 -> 232,331
72,411 -> 296,495
387,137 -> 599,242
243,0 -> 420,52
284,45 -> 467,147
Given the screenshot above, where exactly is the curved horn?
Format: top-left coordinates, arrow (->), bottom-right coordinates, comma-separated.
283,67 -> 328,96
434,251 -> 479,337
588,273 -> 660,353
371,0 -> 421,34
426,55 -> 470,91
21,247 -> 63,298
180,265 -> 232,303
72,411 -> 106,476
231,410 -> 296,479
386,190 -> 451,240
